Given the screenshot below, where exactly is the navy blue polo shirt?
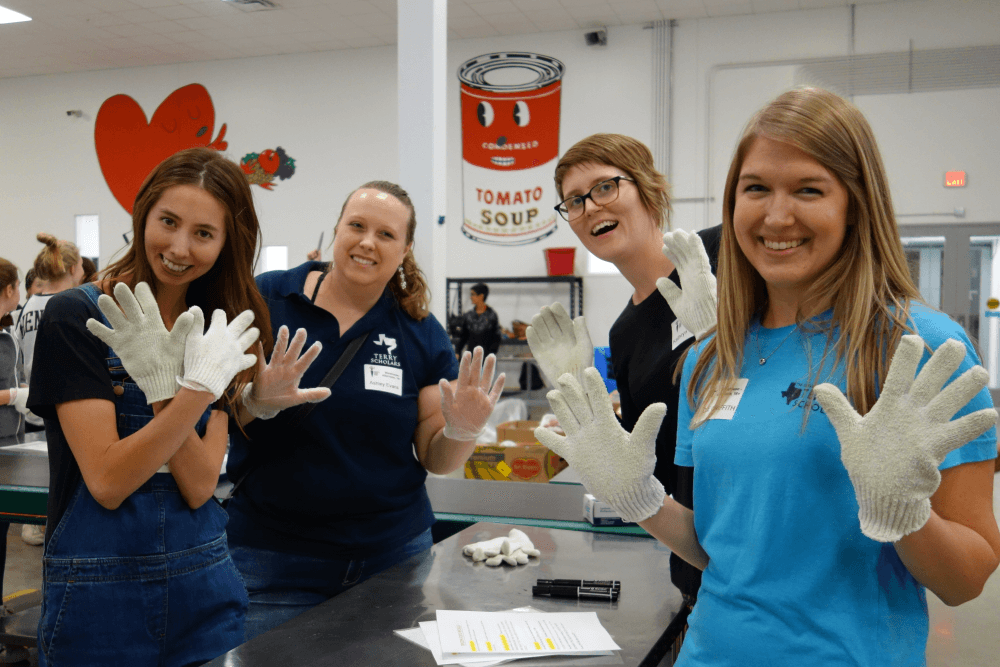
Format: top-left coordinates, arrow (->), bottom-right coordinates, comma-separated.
226,262 -> 458,558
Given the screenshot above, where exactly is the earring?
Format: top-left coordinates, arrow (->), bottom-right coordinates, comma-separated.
398,265 -> 407,289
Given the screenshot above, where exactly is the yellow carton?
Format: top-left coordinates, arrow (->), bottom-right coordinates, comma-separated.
464,444 -> 568,483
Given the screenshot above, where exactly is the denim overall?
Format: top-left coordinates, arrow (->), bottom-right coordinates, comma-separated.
38,283 -> 248,667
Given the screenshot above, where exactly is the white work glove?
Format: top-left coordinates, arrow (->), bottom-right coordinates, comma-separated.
525,302 -> 594,387
439,346 -> 505,441
241,325 -> 331,420
462,528 -> 541,567
656,230 -> 718,341
86,282 -> 195,403
181,307 -> 259,400
536,368 -> 666,523
813,335 -> 997,543
8,386 -> 30,414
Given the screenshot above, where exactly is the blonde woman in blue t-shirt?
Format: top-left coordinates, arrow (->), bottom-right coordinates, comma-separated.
535,88 -> 999,666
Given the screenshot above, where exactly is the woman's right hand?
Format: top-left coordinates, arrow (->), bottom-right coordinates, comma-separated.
181,307 -> 259,400
86,282 -> 194,404
241,325 -> 331,420
526,302 -> 594,387
534,367 -> 666,523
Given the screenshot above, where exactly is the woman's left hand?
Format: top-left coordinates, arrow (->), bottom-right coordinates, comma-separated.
439,346 -> 505,441
241,325 -> 331,420
813,335 -> 997,543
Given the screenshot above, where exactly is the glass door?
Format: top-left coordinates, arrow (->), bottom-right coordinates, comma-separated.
899,223 -> 1000,406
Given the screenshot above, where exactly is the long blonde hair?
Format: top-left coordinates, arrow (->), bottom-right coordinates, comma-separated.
33,233 -> 81,283
689,87 -> 922,423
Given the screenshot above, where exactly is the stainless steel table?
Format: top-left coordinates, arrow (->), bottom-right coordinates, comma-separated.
205,522 -> 682,667
0,432 -> 48,525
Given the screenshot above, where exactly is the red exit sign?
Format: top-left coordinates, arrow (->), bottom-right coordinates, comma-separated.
945,171 -> 966,187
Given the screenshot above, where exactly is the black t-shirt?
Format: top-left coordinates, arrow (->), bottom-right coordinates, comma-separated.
456,306 -> 502,356
608,224 -> 722,598
26,287 -> 117,547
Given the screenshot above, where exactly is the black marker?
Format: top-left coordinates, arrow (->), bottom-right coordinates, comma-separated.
532,585 -> 620,602
536,579 -> 621,591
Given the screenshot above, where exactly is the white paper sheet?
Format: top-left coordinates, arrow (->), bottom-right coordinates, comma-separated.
435,610 -> 621,656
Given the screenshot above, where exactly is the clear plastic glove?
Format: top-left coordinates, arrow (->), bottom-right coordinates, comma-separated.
813,335 -> 997,543
86,282 -> 194,403
526,302 -> 594,387
9,386 -> 30,414
535,368 -> 666,523
241,326 -> 331,420
440,346 -> 505,441
656,229 -> 718,340
181,307 -> 259,400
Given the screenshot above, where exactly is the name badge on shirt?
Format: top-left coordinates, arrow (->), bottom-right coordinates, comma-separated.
364,364 -> 403,396
672,320 -> 694,349
706,378 -> 749,420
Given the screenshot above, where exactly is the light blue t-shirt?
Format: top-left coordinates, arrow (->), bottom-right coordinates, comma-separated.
674,305 -> 996,667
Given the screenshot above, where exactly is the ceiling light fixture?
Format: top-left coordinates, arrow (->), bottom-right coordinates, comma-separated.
0,5 -> 31,24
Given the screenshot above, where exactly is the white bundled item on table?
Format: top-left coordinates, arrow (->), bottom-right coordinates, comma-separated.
462,528 -> 541,567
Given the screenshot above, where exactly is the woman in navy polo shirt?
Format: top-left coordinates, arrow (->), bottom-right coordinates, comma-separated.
227,180 -> 504,640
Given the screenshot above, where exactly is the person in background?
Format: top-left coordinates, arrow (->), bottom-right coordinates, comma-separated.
455,282 -> 502,358
225,180 -> 505,641
80,257 -> 97,284
536,88 -> 999,666
26,147 -> 316,665
0,258 -> 29,598
7,268 -> 40,331
15,234 -> 86,544
527,133 -> 721,646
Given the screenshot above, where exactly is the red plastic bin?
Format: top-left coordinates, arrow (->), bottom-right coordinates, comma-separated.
544,247 -> 576,276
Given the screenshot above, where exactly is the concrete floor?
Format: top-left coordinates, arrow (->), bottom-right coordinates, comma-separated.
4,476 -> 1000,665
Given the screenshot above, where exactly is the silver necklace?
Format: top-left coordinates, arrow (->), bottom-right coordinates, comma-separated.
755,324 -> 797,365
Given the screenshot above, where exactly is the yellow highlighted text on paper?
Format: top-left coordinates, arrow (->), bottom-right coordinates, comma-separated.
500,635 -> 510,651
486,643 -> 493,651
470,641 -> 477,652
534,642 -> 541,650
546,638 -> 555,649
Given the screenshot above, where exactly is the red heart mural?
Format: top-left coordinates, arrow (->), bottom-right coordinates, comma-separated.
95,83 -> 228,214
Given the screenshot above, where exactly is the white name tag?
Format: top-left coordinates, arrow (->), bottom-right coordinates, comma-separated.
364,364 -> 403,396
672,320 -> 694,349
706,378 -> 749,420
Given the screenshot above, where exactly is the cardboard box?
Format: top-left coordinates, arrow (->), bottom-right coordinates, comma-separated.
465,444 -> 568,483
583,493 -> 635,527
496,420 -> 540,445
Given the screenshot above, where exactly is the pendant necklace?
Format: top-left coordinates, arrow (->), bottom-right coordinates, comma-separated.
755,323 -> 797,366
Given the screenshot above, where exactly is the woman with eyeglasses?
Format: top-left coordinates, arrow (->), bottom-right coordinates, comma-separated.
535,89 -> 999,666
527,134 -> 721,628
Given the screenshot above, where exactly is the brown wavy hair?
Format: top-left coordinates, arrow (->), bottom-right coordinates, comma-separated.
334,180 -> 431,320
688,87 -> 921,424
102,147 -> 273,407
554,133 -> 672,231
33,233 -> 81,283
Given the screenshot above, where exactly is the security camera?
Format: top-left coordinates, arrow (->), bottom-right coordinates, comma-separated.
584,29 -> 607,46
66,110 -> 82,117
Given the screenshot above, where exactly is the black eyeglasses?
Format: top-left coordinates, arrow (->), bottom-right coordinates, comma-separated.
555,176 -> 636,222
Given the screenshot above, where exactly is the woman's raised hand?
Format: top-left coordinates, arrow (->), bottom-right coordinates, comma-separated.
535,368 -> 666,523
86,282 -> 194,403
439,346 -> 505,441
526,302 -> 594,387
656,230 -> 718,340
813,335 -> 997,542
241,325 -> 331,420
180,307 -> 259,400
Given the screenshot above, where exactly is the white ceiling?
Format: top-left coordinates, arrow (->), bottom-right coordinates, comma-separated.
0,0 -> 897,80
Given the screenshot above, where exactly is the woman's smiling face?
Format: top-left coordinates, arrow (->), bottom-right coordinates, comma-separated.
733,136 -> 850,306
331,188 -> 412,291
144,184 -> 227,291
559,161 -> 657,265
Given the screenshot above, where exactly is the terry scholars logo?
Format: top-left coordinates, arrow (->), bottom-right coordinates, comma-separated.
371,333 -> 400,367
780,382 -> 826,414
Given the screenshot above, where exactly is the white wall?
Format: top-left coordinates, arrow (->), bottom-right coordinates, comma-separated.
1,0 -> 998,347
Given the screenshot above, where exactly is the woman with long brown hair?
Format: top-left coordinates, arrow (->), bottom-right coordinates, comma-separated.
225,180 -> 504,640
27,147 -> 284,665
536,88 -> 999,665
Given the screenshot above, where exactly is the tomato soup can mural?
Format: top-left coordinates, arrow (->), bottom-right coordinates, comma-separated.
459,52 -> 565,246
